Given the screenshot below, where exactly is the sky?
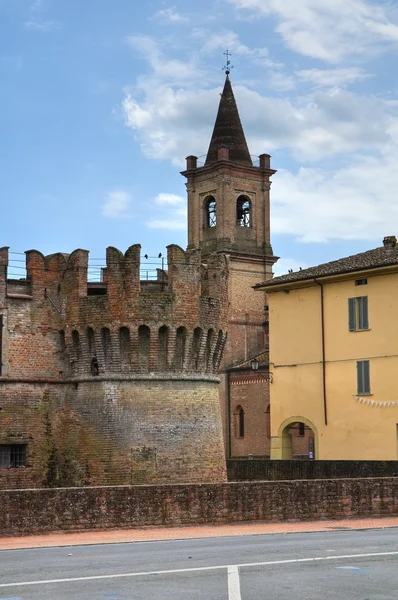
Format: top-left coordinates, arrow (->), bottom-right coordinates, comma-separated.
2,0 -> 398,280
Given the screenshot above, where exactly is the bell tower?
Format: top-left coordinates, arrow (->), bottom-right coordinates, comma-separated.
182,72 -> 277,362
182,71 -> 278,457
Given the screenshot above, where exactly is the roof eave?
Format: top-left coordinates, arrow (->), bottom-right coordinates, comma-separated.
255,262 -> 398,292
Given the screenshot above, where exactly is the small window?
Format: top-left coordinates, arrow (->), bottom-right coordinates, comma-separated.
235,406 -> 245,438
0,444 -> 27,468
205,196 -> 216,228
348,297 -> 369,331
355,279 -> 367,286
236,196 -> 251,227
357,360 -> 370,394
299,422 -> 305,436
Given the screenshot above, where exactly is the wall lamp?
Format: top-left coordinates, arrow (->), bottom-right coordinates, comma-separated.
251,358 -> 273,382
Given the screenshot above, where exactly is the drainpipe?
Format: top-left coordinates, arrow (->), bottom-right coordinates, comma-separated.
314,279 -> 328,426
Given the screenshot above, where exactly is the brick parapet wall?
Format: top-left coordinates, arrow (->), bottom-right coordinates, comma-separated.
0,478 -> 397,535
0,244 -> 229,380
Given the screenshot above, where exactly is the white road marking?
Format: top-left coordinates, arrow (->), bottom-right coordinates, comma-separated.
0,550 -> 397,588
228,566 -> 241,600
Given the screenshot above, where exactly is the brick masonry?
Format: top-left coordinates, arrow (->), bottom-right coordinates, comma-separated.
0,478 -> 397,535
0,244 -> 229,488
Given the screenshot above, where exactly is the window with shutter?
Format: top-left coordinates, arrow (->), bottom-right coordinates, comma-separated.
348,298 -> 356,331
348,296 -> 369,331
358,296 -> 369,330
357,360 -> 370,394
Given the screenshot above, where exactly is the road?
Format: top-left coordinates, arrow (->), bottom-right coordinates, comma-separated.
0,528 -> 397,599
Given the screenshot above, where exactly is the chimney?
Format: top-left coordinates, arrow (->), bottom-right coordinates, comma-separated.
185,155 -> 198,170
259,154 -> 271,169
383,235 -> 397,249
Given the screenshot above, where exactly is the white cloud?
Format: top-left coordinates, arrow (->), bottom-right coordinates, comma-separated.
24,20 -> 58,31
151,7 -> 188,23
227,0 -> 398,63
123,69 -> 396,164
147,217 -> 187,230
295,68 -> 372,89
102,190 -> 133,219
197,28 -> 281,68
147,193 -> 187,230
271,153 -> 398,243
154,193 -> 185,205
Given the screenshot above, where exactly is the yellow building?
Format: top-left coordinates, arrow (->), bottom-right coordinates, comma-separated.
256,235 -> 398,460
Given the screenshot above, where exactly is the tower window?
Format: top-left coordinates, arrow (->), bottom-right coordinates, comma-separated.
236,196 -> 251,227
205,196 -> 216,228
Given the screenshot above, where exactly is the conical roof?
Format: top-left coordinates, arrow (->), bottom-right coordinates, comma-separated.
205,75 -> 252,167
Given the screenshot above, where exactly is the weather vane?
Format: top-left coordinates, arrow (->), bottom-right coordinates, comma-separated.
222,50 -> 234,75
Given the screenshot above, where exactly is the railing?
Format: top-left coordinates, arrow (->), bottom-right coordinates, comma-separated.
5,252 -> 168,284
227,459 -> 398,481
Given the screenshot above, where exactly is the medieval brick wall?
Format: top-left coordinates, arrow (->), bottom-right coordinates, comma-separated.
230,371 -> 270,457
1,478 -> 397,535
0,244 -> 229,488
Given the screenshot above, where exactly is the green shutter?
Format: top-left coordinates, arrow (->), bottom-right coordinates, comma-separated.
363,360 -> 370,394
358,296 -> 369,330
357,360 -> 363,393
348,298 -> 356,331
357,360 -> 370,394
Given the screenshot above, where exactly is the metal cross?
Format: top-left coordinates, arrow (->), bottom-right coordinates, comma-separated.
223,50 -> 233,74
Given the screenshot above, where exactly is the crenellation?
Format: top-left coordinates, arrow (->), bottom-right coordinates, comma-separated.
0,235 -> 229,487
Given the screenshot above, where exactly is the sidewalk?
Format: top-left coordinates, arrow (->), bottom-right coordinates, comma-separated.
1,516 -> 398,551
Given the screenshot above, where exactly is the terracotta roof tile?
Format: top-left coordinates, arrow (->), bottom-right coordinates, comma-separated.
256,237 -> 398,288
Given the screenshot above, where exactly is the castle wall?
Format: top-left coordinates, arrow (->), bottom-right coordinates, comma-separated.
0,244 -> 229,488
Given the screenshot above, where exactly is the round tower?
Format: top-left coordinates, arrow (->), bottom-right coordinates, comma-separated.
0,243 -> 228,487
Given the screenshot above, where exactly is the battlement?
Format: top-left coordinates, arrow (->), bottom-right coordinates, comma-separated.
1,244 -> 229,380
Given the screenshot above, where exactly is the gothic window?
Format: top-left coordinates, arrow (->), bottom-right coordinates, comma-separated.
235,406 -> 245,438
205,196 -> 216,228
236,195 -> 251,227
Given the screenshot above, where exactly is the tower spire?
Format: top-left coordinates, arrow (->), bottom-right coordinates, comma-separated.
205,61 -> 252,167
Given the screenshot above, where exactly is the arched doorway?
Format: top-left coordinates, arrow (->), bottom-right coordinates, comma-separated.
278,417 -> 318,460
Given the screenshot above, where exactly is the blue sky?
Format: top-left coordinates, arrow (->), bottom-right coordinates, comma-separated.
2,0 -> 398,279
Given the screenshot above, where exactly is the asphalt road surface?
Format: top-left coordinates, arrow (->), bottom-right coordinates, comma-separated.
1,528 -> 397,599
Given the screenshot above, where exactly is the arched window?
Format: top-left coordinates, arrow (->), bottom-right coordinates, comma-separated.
236,195 -> 251,227
205,196 -> 216,228
235,406 -> 245,438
